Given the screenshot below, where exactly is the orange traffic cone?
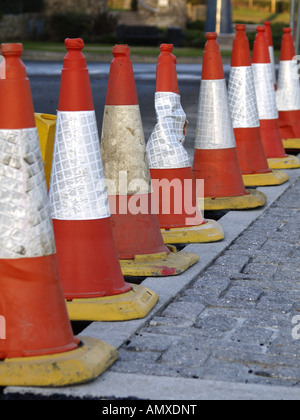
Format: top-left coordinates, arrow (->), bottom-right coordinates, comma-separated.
276,27 -> 300,150
252,26 -> 300,170
0,43 -> 118,387
192,33 -> 267,211
49,39 -> 158,321
228,24 -> 288,187
264,21 -> 277,89
101,45 -> 199,276
146,44 -> 224,244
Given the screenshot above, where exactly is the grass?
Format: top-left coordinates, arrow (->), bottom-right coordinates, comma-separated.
233,7 -> 290,24
21,9 -> 289,58
22,42 -> 203,58
22,42 -> 234,59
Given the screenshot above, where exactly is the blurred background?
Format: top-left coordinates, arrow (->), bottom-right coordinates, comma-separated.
0,0 -> 294,54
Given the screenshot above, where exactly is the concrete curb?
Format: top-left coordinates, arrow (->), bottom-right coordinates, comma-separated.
7,372 -> 300,400
4,165 -> 300,400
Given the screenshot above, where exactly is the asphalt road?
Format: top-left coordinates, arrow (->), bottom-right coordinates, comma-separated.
25,61 -> 231,162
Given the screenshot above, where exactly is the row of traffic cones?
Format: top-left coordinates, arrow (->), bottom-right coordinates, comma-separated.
193,24 -> 300,211
264,22 -> 300,151
0,40 -> 201,388
0,43 -> 119,387
0,21 -> 299,389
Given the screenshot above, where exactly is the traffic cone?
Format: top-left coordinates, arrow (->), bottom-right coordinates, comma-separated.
101,45 -> 199,276
228,24 -> 289,187
276,27 -> 300,150
0,43 -> 118,387
252,26 -> 300,170
264,21 -> 277,89
192,33 -> 267,211
35,113 -> 56,189
49,39 -> 158,321
146,44 -> 224,244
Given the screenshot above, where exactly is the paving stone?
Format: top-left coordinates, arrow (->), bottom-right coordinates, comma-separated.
214,254 -> 251,272
110,359 -> 185,378
179,287 -> 226,302
229,242 -> 264,252
242,312 -> 290,329
247,365 -> 300,382
268,327 -> 300,357
256,292 -> 295,314
200,358 -> 250,383
110,177 -> 300,389
160,338 -> 211,368
228,278 -> 300,293
194,315 -> 238,337
161,301 -> 205,322
125,333 -> 179,352
193,276 -> 231,293
260,240 -> 296,257
246,374 -> 300,387
243,263 -> 278,277
223,285 -> 264,302
117,349 -> 161,363
149,316 -> 194,328
211,297 -> 257,310
230,326 -> 275,346
212,349 -> 300,368
229,273 -> 267,282
269,230 -> 300,241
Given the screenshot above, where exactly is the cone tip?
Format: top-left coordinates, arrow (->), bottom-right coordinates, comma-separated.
65,38 -> 85,51
205,32 -> 218,41
257,26 -> 266,33
206,32 -> 218,41
160,44 -> 174,53
236,24 -> 246,31
113,44 -> 130,57
1,43 -> 23,57
264,21 -> 271,26
283,27 -> 292,33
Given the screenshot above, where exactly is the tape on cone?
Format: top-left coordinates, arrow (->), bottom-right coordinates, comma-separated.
147,92 -> 190,169
195,79 -> 236,150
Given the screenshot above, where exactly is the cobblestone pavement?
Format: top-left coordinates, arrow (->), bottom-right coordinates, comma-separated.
109,178 -> 300,388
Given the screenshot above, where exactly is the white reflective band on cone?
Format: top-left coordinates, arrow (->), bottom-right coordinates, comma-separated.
276,60 -> 300,111
228,67 -> 260,129
269,46 -> 276,85
49,110 -> 110,221
147,92 -> 191,169
252,63 -> 279,120
195,79 -> 236,150
0,128 -> 56,258
0,56 -> 5,79
101,105 -> 152,196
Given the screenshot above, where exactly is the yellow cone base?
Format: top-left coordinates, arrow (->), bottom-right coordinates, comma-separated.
161,219 -> 224,245
201,189 -> 267,211
282,138 -> 300,150
242,170 -> 289,187
267,155 -> 300,170
120,251 -> 199,277
35,113 -> 56,189
0,336 -> 118,387
66,284 -> 159,322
